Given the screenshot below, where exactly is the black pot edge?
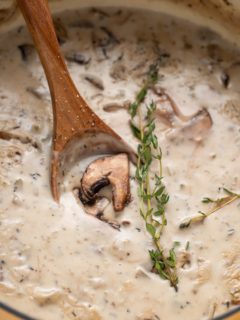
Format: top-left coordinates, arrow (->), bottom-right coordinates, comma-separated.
0,302 -> 35,320
0,301 -> 239,320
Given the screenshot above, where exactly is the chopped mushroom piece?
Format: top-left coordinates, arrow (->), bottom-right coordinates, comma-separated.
84,75 -> 104,90
103,101 -> 129,112
80,153 -> 130,211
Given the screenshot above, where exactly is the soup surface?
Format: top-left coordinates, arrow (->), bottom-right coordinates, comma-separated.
0,6 -> 240,320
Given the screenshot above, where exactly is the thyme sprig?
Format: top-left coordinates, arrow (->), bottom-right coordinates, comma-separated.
129,64 -> 178,291
179,188 -> 240,229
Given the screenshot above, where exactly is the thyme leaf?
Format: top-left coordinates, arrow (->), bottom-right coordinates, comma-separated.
202,197 -> 214,204
129,64 -> 178,290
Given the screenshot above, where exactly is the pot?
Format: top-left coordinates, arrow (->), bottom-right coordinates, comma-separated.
0,1 -> 239,319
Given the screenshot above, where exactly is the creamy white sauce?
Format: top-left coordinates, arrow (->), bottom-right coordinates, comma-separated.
0,7 -> 240,320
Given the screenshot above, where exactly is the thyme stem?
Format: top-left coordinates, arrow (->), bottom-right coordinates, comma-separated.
179,189 -> 240,229
129,64 -> 178,290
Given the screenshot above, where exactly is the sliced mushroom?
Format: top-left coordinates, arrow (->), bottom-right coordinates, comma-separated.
92,26 -> 119,59
84,75 -> 104,90
80,153 -> 130,211
0,130 -> 41,150
153,87 -> 213,141
175,108 -> 213,142
92,26 -> 119,49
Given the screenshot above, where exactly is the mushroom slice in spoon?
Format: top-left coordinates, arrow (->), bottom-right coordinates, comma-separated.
80,153 -> 130,211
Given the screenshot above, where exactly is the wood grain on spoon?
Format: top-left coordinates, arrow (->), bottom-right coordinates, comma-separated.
16,0 -> 136,201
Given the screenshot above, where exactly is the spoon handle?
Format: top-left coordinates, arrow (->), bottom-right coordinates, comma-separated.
17,0 -> 71,94
17,0 -> 96,153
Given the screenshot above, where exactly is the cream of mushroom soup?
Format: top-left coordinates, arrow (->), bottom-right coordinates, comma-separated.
0,6 -> 240,320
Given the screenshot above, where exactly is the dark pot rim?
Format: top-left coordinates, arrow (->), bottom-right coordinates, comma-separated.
0,301 -> 239,320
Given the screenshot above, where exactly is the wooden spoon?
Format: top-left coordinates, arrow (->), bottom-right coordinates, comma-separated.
17,0 -> 136,201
